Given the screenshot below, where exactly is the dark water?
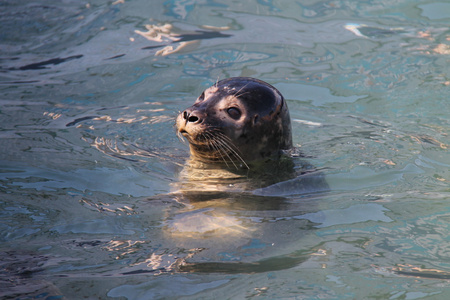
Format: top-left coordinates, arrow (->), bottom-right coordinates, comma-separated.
1,0 -> 450,299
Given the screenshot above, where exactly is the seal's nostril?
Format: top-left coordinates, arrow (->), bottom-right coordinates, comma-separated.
183,110 -> 200,123
188,115 -> 199,123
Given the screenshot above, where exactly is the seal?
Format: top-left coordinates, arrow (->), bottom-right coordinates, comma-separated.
176,77 -> 292,169
169,78 -> 328,244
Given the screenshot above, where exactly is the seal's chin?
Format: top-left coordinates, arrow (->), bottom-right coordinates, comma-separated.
178,129 -> 204,147
179,129 -> 189,141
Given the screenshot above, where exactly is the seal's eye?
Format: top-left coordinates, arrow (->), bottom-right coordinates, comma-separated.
227,107 -> 241,119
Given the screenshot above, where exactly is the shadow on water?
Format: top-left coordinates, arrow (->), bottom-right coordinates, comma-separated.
179,248 -> 314,274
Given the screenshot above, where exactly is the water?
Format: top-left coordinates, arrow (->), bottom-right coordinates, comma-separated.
1,0 -> 449,299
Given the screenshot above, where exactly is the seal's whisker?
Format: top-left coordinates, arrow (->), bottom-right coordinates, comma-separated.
206,132 -> 239,169
233,83 -> 250,99
202,133 -> 212,150
216,142 -> 241,169
234,91 -> 250,99
214,132 -> 249,169
220,142 -> 249,169
204,130 -> 243,169
211,139 -> 235,169
205,132 -> 232,168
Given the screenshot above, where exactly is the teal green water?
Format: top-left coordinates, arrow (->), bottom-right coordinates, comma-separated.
1,0 -> 449,299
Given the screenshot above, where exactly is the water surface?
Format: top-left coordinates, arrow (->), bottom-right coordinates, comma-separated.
1,0 -> 450,299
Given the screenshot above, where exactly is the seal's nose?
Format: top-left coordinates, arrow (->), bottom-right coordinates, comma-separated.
182,108 -> 202,124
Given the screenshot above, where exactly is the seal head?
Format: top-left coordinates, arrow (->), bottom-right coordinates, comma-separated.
176,77 -> 292,168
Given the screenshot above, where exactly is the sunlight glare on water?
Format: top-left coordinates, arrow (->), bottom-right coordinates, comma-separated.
0,0 -> 449,299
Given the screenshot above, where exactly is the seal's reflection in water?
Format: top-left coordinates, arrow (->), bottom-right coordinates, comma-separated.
166,154 -> 329,273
